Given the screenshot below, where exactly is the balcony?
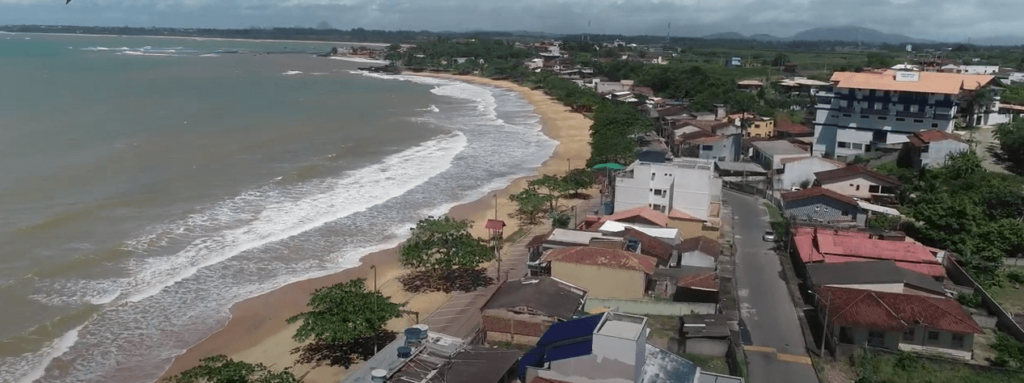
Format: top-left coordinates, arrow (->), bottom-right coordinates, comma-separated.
861,108 -> 891,116
815,96 -> 833,105
934,113 -> 953,120
896,111 -> 927,119
838,106 -> 855,114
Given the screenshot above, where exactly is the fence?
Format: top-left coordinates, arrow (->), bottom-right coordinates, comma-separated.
583,298 -> 717,316
944,258 -> 1024,343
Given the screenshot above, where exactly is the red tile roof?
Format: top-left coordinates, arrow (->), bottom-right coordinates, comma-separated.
669,208 -> 705,222
598,207 -> 668,227
608,228 -> 675,265
526,232 -> 552,249
774,120 -> 814,135
906,129 -> 965,147
485,219 -> 506,231
814,164 -> 901,187
781,187 -> 859,207
677,272 -> 719,291
818,286 -> 982,334
793,228 -> 945,277
543,246 -> 657,274
676,236 -> 721,258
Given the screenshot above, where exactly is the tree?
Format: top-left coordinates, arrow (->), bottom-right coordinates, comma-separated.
286,279 -> 403,367
994,119 -> 1024,170
771,53 -> 789,67
562,168 -> 595,196
962,88 -> 995,128
529,174 -> 570,211
399,216 -> 494,275
163,355 -> 298,383
508,187 -> 548,225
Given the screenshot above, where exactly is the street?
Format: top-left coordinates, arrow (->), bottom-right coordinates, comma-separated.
723,189 -> 819,383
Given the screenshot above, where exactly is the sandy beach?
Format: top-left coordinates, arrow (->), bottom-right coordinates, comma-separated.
159,73 -> 593,383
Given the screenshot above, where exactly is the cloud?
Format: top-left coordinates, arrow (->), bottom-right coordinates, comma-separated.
0,0 -> 1021,41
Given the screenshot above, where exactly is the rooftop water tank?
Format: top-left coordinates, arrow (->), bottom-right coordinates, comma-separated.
370,369 -> 388,383
404,327 -> 423,347
412,324 -> 429,340
397,346 -> 412,358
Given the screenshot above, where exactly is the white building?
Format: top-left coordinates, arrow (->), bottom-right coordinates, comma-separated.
941,65 -> 1000,75
751,140 -> 809,171
900,129 -> 970,169
775,156 -> 845,190
813,70 -> 993,160
614,158 -> 722,221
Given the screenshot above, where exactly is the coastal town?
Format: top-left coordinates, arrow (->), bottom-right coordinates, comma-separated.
162,35 -> 1024,383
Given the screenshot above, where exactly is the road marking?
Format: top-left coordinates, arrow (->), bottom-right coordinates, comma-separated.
744,345 -> 776,354
777,353 -> 813,365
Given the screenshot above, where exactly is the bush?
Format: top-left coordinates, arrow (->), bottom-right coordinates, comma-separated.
956,291 -> 982,308
1009,268 -> 1024,285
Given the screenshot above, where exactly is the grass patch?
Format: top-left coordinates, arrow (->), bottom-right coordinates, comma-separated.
852,349 -> 1021,383
501,226 -> 531,246
734,348 -> 748,380
678,352 -> 730,376
644,315 -> 680,341
763,202 -> 783,223
989,284 -> 1024,314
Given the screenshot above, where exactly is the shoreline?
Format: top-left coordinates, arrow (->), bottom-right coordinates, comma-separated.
0,30 -> 395,47
159,73 -> 593,383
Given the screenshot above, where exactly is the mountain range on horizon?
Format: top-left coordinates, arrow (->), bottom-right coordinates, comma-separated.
701,26 -> 1023,46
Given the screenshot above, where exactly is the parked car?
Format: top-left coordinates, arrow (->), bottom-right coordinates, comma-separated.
763,230 -> 776,242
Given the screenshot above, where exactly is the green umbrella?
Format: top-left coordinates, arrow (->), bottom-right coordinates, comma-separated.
592,163 -> 624,171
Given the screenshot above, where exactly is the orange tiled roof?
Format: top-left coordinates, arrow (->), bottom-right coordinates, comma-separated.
598,207 -> 668,227
543,246 -> 657,274
906,129 -> 965,147
830,70 -> 993,95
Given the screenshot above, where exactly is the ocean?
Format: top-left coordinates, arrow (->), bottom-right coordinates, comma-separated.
0,33 -> 556,382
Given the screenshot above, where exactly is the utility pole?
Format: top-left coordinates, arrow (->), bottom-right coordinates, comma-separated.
810,290 -> 832,356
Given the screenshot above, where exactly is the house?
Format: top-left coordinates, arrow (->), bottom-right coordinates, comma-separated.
805,260 -> 948,298
773,120 -> 814,139
899,129 -> 969,169
775,156 -> 845,191
340,326 -> 521,383
596,220 -> 680,244
737,80 -> 764,92
779,77 -> 832,96
481,277 -> 588,345
813,164 -> 900,201
605,227 -> 677,268
673,236 -> 720,269
814,286 -> 983,360
751,140 -> 810,171
541,247 -> 657,299
678,134 -> 742,163
728,57 -> 742,67
812,70 -> 994,159
682,314 -> 732,357
597,206 -> 670,227
668,207 -> 721,241
675,271 -> 719,303
597,79 -> 635,94
792,226 -> 946,278
730,114 -> 775,138
520,311 -> 744,383
781,187 -> 866,226
614,158 -> 723,221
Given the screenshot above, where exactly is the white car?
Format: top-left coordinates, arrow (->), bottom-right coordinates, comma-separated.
762,231 -> 776,242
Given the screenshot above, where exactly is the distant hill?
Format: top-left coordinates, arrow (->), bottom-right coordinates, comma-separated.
749,34 -> 782,42
789,26 -> 927,44
703,32 -> 748,40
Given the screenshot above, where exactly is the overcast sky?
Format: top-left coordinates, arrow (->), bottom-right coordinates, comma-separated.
0,0 -> 1019,41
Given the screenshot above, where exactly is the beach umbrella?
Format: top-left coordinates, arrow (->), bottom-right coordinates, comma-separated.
591,163 -> 624,171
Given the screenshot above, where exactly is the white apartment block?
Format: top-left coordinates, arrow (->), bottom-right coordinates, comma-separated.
813,70 -> 993,160
614,158 -> 722,220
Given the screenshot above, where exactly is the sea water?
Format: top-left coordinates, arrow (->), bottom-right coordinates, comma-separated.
0,33 -> 556,382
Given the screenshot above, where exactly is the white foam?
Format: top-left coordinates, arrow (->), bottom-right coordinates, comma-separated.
14,324 -> 86,383
79,132 -> 467,304
199,54 -> 220,57
329,56 -> 387,64
418,104 -> 440,112
282,70 -> 303,75
118,51 -> 172,57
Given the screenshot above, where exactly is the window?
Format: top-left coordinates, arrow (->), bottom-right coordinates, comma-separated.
856,185 -> 861,191
952,334 -> 965,349
860,115 -> 869,119
654,189 -> 663,196
869,185 -> 881,193
921,145 -> 930,153
841,210 -> 850,216
914,119 -> 924,123
842,113 -> 852,117
868,331 -> 886,347
652,204 -> 666,213
838,141 -> 849,148
911,105 -> 919,113
927,331 -> 940,341
702,145 -> 714,151
931,123 -> 939,128
896,118 -> 906,122
852,143 -> 864,150
832,114 -> 839,118
651,173 -> 656,181
877,116 -> 887,120
903,328 -> 916,342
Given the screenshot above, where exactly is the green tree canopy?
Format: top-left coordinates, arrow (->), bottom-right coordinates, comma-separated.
995,118 -> 1024,170
509,186 -> 549,225
399,216 -> 494,274
286,278 -> 403,345
163,355 -> 297,383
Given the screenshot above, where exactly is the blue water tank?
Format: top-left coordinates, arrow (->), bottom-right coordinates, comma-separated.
397,346 -> 412,358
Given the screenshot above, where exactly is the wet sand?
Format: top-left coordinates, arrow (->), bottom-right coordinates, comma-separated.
159,73 -> 593,383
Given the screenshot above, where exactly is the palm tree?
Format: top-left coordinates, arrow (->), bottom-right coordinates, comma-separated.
963,87 -> 994,128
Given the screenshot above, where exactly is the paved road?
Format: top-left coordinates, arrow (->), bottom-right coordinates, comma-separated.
723,189 -> 819,383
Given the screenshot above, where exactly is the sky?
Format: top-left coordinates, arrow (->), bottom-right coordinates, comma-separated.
1,0 -> 1021,41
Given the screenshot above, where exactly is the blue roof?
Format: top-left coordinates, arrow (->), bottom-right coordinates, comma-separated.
517,348 -> 545,380
537,313 -> 603,346
545,340 -> 593,362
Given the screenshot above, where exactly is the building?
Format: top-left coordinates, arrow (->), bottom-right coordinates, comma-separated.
597,79 -> 635,94
730,114 -> 775,138
667,207 -> 721,241
775,156 -> 845,191
941,65 -> 1000,75
750,140 -> 810,171
813,164 -> 900,201
812,70 -> 993,160
673,236 -> 720,269
675,271 -> 719,303
678,134 -> 742,163
779,77 -> 832,95
682,314 -> 731,357
815,286 -> 983,360
737,80 -> 764,92
541,247 -> 657,299
728,57 -> 742,67
792,226 -> 946,278
605,228 -> 677,268
481,277 -> 588,345
805,260 -> 948,298
341,327 -> 521,383
899,129 -> 969,169
614,158 -> 722,221
781,187 -> 866,226
773,120 -> 814,139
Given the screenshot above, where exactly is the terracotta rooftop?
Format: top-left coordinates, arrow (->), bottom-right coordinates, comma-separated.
830,70 -> 994,95
774,120 -> 814,135
598,207 -> 668,228
669,208 -> 705,222
793,228 -> 945,277
781,187 -> 859,207
485,219 -> 506,231
675,236 -> 721,258
814,164 -> 901,187
906,129 -> 966,147
542,246 -> 657,274
605,228 -> 675,265
526,231 -> 552,249
818,286 -> 982,334
677,272 -> 719,291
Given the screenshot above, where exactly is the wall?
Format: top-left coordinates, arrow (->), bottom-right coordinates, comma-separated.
667,219 -> 719,241
897,325 -> 975,353
596,81 -> 630,93
614,162 -> 718,220
677,251 -> 716,269
826,283 -> 905,294
834,327 -> 901,350
920,140 -> 969,168
746,119 -> 775,138
778,158 -> 844,190
528,354 -> 635,383
481,311 -> 552,345
944,258 -> 1024,343
784,196 -> 862,225
819,177 -> 881,200
552,262 -> 645,299
583,298 -> 717,316
698,135 -> 741,162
